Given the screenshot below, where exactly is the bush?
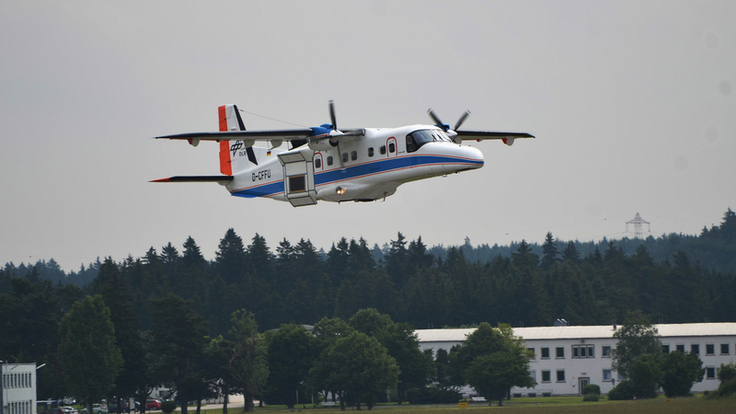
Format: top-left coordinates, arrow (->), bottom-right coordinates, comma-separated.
715,377 -> 736,398
160,401 -> 177,414
607,380 -> 637,400
718,362 -> 736,383
582,393 -> 599,402
406,387 -> 462,404
583,384 -> 601,395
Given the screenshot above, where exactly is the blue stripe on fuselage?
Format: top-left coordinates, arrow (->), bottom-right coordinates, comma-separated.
231,154 -> 481,199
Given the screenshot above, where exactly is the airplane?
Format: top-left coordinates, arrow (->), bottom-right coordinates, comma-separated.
153,102 -> 534,207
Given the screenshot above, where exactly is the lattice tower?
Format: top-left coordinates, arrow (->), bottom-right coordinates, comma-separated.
626,212 -> 651,238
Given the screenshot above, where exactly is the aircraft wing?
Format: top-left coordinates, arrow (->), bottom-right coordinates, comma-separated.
454,130 -> 534,146
156,129 -> 316,141
455,130 -> 535,140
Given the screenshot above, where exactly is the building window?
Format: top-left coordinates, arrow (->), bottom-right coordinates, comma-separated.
541,370 -> 551,383
529,370 -> 536,382
706,367 -> 716,379
541,347 -> 550,359
368,147 -> 374,157
556,347 -> 565,359
327,156 -> 333,166
602,345 -> 611,358
572,345 -> 595,358
721,343 -> 730,355
662,344 -> 670,354
527,348 -> 535,358
676,344 -> 685,352
603,369 -> 613,382
706,344 -> 715,355
691,344 -> 700,355
556,370 -> 566,382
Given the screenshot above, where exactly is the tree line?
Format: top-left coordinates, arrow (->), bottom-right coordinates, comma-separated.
1,209 -> 735,405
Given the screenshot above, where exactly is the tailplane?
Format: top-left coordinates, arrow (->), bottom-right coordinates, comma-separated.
218,105 -> 263,175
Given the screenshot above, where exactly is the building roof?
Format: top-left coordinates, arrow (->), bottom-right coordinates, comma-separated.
416,323 -> 736,343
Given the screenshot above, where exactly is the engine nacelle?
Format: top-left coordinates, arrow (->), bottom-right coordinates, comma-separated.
308,137 -> 337,151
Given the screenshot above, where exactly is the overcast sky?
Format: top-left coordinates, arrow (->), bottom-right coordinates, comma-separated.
1,0 -> 734,272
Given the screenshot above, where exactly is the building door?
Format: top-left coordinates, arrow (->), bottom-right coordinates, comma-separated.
579,377 -> 590,395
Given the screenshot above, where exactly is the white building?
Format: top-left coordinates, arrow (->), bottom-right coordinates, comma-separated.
416,323 -> 736,396
1,363 -> 37,414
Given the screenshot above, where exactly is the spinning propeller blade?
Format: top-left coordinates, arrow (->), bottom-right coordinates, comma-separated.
329,100 -> 337,131
427,108 -> 447,132
454,110 -> 471,130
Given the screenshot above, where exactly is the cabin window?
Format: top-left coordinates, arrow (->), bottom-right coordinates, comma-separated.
380,145 -> 386,155
389,142 -> 395,153
406,135 -> 417,152
327,156 -> 333,166
314,158 -> 321,169
351,151 -> 357,161
342,153 -> 348,163
406,129 -> 451,153
368,147 -> 374,157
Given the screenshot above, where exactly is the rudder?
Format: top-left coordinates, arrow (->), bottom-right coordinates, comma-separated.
218,104 -> 259,175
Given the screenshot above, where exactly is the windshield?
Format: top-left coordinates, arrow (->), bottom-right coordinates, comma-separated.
406,129 -> 451,152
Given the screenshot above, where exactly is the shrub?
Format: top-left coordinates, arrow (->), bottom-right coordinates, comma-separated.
583,384 -> 601,395
716,377 -> 736,397
718,362 -> 736,383
160,401 -> 177,414
607,380 -> 637,400
582,393 -> 599,402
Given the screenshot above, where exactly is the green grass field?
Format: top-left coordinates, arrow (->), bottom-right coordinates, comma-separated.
193,396 -> 735,414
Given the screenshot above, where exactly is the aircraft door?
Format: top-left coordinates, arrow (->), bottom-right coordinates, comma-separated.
386,137 -> 397,158
278,148 -> 318,207
313,152 -> 324,172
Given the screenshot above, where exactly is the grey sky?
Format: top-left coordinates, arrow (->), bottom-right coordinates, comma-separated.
1,1 -> 734,272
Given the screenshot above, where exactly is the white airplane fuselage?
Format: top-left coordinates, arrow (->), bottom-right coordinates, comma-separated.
227,125 -> 484,204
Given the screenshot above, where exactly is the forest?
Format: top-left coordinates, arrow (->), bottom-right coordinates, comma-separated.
1,208 -> 735,403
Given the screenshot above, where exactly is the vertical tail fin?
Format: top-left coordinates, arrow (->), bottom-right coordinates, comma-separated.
218,104 -> 259,175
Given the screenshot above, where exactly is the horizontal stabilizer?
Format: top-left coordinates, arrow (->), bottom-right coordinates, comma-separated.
151,176 -> 233,185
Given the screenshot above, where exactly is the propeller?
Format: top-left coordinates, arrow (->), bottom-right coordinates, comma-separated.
454,110 -> 471,130
329,100 -> 337,131
428,109 -> 471,132
427,108 -> 447,132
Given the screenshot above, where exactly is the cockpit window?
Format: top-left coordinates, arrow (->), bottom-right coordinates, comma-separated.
406,129 -> 450,153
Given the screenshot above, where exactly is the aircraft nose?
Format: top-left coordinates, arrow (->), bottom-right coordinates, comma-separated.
465,146 -> 484,168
